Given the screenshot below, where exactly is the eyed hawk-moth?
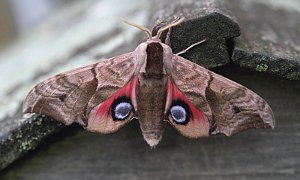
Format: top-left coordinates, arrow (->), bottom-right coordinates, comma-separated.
23,18 -> 275,147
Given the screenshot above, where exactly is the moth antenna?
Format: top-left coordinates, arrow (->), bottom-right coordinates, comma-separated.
156,17 -> 185,39
121,18 -> 152,39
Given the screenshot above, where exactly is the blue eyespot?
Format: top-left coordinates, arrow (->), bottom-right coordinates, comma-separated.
114,102 -> 132,120
170,105 -> 187,124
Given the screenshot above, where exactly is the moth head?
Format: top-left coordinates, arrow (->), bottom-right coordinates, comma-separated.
121,17 -> 185,40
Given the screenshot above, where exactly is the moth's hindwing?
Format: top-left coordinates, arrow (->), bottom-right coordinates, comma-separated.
23,52 -> 137,133
169,54 -> 275,137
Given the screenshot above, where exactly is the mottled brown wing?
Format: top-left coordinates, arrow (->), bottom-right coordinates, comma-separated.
170,55 -> 275,137
23,52 -> 137,131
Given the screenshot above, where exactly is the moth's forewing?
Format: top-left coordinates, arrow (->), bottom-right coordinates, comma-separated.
23,52 -> 138,133
168,55 -> 275,137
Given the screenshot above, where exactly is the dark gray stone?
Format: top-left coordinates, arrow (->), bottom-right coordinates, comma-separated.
229,0 -> 300,80
149,0 -> 241,68
0,115 -> 63,170
149,0 -> 300,80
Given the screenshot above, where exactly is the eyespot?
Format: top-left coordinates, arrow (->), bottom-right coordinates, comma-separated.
170,105 -> 186,123
114,102 -> 132,120
111,97 -> 133,121
168,100 -> 190,125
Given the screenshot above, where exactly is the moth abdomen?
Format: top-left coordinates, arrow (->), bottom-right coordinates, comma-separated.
136,68 -> 168,147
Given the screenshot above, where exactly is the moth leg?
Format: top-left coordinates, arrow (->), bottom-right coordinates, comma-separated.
152,17 -> 184,44
151,20 -> 166,35
152,17 -> 181,33
176,39 -> 207,55
145,20 -> 166,42
164,28 -> 172,46
153,22 -> 172,45
164,17 -> 182,45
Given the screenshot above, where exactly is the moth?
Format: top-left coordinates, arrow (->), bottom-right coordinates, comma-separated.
23,18 -> 275,147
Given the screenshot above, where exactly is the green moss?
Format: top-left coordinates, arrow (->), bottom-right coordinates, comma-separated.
20,140 -> 34,151
0,115 -> 63,170
286,71 -> 300,80
256,63 -> 268,72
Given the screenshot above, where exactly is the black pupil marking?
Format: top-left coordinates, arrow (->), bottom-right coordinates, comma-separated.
59,94 -> 67,102
233,106 -> 241,113
114,102 -> 132,120
111,96 -> 132,121
169,100 -> 190,125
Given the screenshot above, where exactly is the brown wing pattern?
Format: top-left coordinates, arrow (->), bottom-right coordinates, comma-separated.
170,55 -> 275,136
205,72 -> 274,136
23,53 -> 136,126
170,55 -> 213,121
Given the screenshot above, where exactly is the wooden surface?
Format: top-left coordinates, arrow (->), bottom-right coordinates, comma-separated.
1,66 -> 299,180
0,0 -> 16,47
0,0 -> 299,177
149,0 -> 240,68
230,0 -> 300,80
149,0 -> 300,80
0,0 -> 149,170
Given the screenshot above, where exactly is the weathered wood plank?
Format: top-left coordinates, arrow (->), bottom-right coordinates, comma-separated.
230,0 -> 300,80
0,115 -> 62,170
1,66 -> 299,180
149,0 -> 240,68
1,0 -> 300,174
149,0 -> 300,81
0,0 -> 149,170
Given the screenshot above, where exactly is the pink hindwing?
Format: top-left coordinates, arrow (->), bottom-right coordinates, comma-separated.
87,76 -> 138,133
165,78 -> 210,137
